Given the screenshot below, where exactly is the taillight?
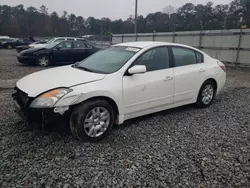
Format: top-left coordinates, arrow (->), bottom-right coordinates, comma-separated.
217,61 -> 226,72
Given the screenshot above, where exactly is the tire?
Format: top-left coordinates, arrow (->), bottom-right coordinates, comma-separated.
36,55 -> 51,67
7,44 -> 13,49
196,80 -> 216,108
70,99 -> 115,142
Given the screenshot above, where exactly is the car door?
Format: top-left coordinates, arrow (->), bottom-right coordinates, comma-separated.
123,46 -> 174,116
72,41 -> 92,62
52,41 -> 73,64
171,46 -> 207,104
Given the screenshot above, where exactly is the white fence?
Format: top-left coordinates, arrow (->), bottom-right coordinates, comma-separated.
112,29 -> 250,66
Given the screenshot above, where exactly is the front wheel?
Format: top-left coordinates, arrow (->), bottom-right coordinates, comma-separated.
70,100 -> 114,142
196,80 -> 216,108
36,55 -> 51,67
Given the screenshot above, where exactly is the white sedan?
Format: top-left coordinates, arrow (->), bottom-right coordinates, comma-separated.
13,42 -> 226,142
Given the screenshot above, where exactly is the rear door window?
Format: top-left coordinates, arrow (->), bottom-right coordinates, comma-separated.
172,47 -> 197,67
74,41 -> 87,48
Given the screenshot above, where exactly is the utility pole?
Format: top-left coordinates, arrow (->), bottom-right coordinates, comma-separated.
134,0 -> 138,34
100,23 -> 103,42
236,15 -> 243,64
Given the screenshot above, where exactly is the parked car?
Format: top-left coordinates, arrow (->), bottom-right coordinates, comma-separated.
29,37 -> 88,48
0,38 -> 14,48
16,37 -> 88,53
17,39 -> 100,66
12,41 -> 226,142
0,36 -> 10,39
1,37 -> 36,49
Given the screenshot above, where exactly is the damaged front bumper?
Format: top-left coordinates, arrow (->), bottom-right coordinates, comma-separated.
12,87 -> 70,129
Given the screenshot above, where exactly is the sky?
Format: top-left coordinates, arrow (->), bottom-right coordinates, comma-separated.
0,0 -> 231,20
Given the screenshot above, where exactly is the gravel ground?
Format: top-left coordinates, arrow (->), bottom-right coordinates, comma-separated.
0,49 -> 250,188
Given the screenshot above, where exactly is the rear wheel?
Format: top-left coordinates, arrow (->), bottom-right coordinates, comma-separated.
196,80 -> 216,108
7,44 -> 13,49
36,55 -> 51,67
70,100 -> 114,142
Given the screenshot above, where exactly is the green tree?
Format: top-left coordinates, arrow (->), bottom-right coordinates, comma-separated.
0,0 -> 248,37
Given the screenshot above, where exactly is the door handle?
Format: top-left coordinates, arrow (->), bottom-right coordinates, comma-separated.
164,76 -> 173,81
199,68 -> 206,73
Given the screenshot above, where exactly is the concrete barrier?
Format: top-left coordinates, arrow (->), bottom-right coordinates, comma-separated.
112,29 -> 250,66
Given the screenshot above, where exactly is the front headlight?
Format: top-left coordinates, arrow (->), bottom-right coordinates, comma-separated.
30,88 -> 73,108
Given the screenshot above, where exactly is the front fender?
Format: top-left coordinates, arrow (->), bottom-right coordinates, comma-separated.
55,90 -> 122,114
55,73 -> 123,116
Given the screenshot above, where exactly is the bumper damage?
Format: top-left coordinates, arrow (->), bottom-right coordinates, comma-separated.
12,88 -> 70,130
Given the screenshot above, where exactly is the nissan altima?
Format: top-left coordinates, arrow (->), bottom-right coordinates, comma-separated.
13,42 -> 226,142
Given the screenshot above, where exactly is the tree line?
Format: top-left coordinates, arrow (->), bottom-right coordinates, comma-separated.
0,0 -> 249,38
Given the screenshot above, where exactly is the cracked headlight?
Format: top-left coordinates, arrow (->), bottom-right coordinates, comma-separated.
30,88 -> 73,108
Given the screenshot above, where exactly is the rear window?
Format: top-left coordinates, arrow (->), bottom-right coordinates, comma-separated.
196,52 -> 203,63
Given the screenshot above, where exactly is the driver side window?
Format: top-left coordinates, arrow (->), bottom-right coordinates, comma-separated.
134,47 -> 170,72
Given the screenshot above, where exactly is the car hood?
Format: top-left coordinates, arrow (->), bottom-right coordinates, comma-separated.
20,47 -> 45,55
16,45 -> 29,48
16,65 -> 106,97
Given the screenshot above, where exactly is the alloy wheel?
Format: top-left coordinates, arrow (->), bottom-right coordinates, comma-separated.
201,84 -> 214,105
38,56 -> 49,66
83,107 -> 110,138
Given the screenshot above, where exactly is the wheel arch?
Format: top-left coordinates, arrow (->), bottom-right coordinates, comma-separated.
72,96 -> 120,118
5,43 -> 13,48
195,78 -> 218,107
196,78 -> 218,102
203,78 -> 218,91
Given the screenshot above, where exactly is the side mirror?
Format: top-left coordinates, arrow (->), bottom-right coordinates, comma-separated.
128,65 -> 146,75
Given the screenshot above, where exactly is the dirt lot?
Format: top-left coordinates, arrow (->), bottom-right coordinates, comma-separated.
0,49 -> 250,188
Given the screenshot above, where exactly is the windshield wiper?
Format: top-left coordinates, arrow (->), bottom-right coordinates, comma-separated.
72,64 -> 107,74
74,65 -> 94,72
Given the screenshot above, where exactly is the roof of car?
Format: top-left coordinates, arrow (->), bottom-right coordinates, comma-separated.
55,37 -> 86,40
113,41 -> 175,48
113,41 -> 196,49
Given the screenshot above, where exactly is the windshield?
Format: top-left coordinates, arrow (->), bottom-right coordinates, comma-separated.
46,38 -> 56,44
75,46 -> 140,74
45,41 -> 61,48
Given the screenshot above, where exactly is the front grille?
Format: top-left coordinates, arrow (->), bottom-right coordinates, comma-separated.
13,87 -> 29,108
19,90 -> 28,105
